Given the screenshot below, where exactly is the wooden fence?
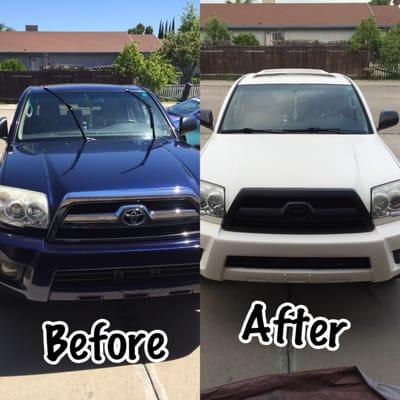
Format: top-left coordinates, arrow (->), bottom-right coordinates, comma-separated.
201,45 -> 371,77
0,71 -> 132,101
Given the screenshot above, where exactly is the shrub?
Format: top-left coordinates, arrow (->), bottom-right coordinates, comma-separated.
348,17 -> 382,54
203,16 -> 232,46
232,32 -> 260,46
379,24 -> 400,69
114,43 -> 177,91
0,58 -> 26,71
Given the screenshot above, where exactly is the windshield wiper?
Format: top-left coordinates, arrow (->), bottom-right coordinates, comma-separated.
43,86 -> 89,141
221,128 -> 289,134
125,89 -> 156,140
222,127 -> 366,134
279,128 -> 366,134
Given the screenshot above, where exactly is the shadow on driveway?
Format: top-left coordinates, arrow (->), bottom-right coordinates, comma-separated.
201,277 -> 400,389
0,291 -> 199,376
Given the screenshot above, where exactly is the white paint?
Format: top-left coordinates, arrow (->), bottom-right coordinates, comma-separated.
200,70 -> 400,283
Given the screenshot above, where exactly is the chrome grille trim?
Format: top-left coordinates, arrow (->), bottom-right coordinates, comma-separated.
47,188 -> 199,242
64,207 -> 199,225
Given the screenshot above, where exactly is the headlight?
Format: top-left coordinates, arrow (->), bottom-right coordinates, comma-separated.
0,186 -> 49,229
372,180 -> 400,221
200,181 -> 225,219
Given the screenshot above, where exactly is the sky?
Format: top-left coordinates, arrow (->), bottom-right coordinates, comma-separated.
1,0 -> 197,32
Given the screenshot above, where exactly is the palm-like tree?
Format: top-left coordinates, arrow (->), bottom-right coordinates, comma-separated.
0,23 -> 14,32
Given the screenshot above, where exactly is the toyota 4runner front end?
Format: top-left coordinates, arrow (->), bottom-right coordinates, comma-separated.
0,84 -> 199,301
200,69 -> 400,283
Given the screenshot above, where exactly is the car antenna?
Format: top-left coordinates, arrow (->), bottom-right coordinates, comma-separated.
125,89 -> 156,140
43,86 -> 90,141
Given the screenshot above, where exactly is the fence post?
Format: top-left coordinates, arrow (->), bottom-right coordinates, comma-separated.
180,82 -> 193,102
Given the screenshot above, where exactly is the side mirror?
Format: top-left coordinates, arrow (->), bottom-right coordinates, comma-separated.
378,110 -> 399,131
179,116 -> 198,134
0,118 -> 8,140
200,109 -> 213,129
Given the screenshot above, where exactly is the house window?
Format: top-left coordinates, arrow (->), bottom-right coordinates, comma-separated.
272,31 -> 284,43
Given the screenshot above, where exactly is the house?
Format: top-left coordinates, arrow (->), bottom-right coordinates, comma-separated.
0,27 -> 162,70
200,3 -> 400,46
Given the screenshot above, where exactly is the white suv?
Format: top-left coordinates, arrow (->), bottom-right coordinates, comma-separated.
200,69 -> 400,283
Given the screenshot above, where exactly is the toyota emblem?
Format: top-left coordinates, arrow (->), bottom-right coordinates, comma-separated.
283,202 -> 313,220
122,207 -> 146,226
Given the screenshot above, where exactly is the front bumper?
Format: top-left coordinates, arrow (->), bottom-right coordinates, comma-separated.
0,230 -> 200,302
200,218 -> 400,283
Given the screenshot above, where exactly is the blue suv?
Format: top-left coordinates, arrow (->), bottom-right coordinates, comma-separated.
0,84 -> 199,301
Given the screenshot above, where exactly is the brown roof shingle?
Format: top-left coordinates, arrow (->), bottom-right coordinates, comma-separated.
0,32 -> 162,53
200,3 -> 400,29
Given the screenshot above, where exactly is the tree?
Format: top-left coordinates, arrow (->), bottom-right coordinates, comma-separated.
145,26 -> 153,35
179,3 -> 198,33
128,23 -> 145,34
348,17 -> 382,54
232,32 -> 260,46
158,20 -> 164,39
380,24 -> 400,68
114,42 -> 177,91
171,18 -> 175,33
0,23 -> 14,31
164,21 -> 168,37
139,53 -> 177,91
203,16 -> 232,45
0,58 -> 26,71
114,42 -> 145,78
160,3 -> 200,82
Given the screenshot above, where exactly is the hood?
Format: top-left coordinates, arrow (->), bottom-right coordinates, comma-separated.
0,138 -> 199,214
201,133 -> 400,209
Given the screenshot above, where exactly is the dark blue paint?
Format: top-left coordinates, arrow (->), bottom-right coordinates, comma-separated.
0,84 -> 199,301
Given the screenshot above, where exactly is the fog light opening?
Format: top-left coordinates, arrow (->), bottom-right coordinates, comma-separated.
0,261 -> 25,282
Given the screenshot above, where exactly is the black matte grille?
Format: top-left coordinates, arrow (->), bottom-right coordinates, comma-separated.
393,250 -> 400,264
52,264 -> 199,292
222,189 -> 373,234
225,256 -> 371,270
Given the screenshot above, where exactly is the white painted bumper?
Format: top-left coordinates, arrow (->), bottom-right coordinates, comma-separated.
200,218 -> 400,283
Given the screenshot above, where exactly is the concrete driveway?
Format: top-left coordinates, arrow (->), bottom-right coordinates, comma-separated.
201,80 -> 400,390
0,293 -> 199,400
0,104 -> 16,125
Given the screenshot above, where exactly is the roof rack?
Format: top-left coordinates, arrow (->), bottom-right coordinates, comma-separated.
254,69 -> 335,78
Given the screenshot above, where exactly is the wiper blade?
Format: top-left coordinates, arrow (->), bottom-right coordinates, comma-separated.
125,89 -> 156,140
43,86 -> 89,141
222,127 -> 366,134
221,128 -> 288,134
281,127 -> 365,134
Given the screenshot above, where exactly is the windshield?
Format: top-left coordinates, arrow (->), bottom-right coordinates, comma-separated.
220,84 -> 372,134
17,90 -> 173,141
168,98 -> 199,117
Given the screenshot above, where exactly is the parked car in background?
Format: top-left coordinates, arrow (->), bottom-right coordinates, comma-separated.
167,97 -> 200,147
0,83 -> 199,301
200,69 -> 400,284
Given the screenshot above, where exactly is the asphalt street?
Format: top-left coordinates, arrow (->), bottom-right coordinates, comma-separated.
200,80 -> 400,390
